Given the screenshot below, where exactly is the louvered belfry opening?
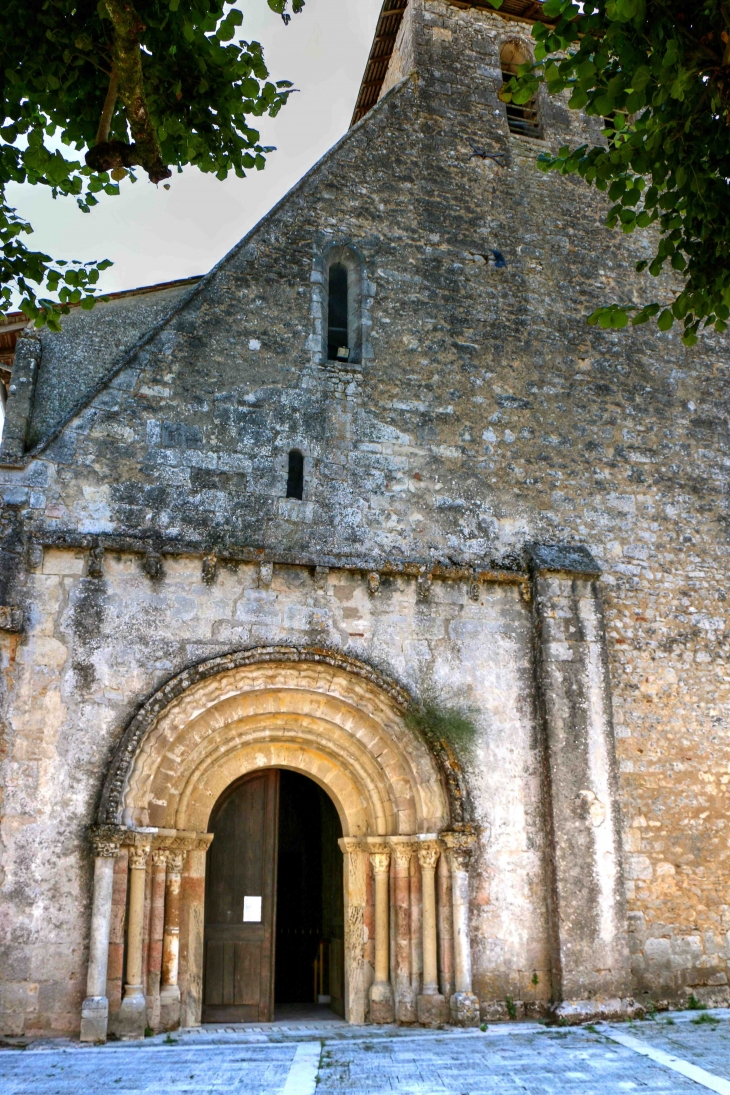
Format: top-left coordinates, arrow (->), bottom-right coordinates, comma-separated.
501,40 -> 542,139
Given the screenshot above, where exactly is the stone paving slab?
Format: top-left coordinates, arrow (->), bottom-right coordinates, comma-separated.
316,1030 -> 700,1095
4,1013 -> 730,1095
0,1042 -> 298,1095
618,1013 -> 730,1082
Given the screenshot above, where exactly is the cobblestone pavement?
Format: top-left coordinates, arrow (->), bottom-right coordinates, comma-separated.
3,1010 -> 730,1095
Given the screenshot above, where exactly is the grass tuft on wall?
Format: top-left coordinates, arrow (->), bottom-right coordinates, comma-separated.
405,697 -> 478,758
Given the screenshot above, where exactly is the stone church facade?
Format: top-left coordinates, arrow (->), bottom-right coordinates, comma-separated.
0,0 -> 728,1041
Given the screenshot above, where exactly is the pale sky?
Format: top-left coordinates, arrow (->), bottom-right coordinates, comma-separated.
7,0 -> 383,296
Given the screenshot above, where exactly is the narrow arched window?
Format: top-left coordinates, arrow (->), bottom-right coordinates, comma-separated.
328,263 -> 349,362
286,449 -> 304,500
500,41 -> 542,139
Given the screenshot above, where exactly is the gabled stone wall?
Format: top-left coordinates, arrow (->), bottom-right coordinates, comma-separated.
0,0 -> 728,1035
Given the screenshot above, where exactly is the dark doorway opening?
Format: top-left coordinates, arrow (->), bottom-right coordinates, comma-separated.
202,769 -> 344,1024
275,770 -> 345,1015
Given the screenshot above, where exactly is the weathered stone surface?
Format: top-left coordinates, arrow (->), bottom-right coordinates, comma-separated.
0,0 -> 728,1039
0,606 -> 23,632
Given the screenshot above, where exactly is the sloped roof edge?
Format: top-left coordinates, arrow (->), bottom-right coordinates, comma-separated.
4,73 -> 417,468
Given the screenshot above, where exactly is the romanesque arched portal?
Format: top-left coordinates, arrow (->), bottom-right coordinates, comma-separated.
80,648 -> 480,1043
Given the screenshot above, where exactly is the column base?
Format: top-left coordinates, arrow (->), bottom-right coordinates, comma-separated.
80,995 -> 109,1044
159,984 -> 181,1032
450,991 -> 480,1027
395,988 -> 417,1025
116,988 -> 147,1040
369,980 -> 395,1024
417,992 -> 448,1027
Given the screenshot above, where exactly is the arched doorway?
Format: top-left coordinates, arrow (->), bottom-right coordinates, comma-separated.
87,648 -> 470,1039
202,768 -> 343,1022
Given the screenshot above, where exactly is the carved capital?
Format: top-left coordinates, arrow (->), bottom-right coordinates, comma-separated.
88,825 -> 123,858
151,848 -> 169,867
441,830 -> 477,873
339,837 -> 368,856
370,851 -> 391,875
417,840 -> 441,872
128,844 -> 151,870
391,841 -> 415,870
166,851 -> 186,876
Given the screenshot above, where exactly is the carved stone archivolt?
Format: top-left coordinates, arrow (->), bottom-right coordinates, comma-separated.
97,645 -> 466,834
85,649 -> 481,1039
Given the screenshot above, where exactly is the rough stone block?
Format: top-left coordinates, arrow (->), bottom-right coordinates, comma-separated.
450,992 -> 480,1027
417,993 -> 448,1027
80,995 -> 109,1044
114,994 -> 147,1040
369,981 -> 395,1025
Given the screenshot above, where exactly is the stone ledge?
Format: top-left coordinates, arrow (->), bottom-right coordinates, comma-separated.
550,997 -> 645,1024
526,543 -> 602,579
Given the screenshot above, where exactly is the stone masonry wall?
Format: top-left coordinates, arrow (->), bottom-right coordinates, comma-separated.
0,0 -> 728,1030
0,549 -> 548,1034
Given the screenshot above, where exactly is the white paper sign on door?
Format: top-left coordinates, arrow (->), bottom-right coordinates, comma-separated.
243,895 -> 262,922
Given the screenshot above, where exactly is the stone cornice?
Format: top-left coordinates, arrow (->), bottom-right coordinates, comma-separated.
29,528 -> 530,586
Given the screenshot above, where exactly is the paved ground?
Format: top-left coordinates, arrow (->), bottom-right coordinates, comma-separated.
3,1010 -> 730,1095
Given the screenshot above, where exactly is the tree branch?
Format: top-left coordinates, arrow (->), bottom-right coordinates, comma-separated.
95,62 -> 119,145
85,0 -> 171,184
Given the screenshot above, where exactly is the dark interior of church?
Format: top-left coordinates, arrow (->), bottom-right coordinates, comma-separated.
275,771 -> 344,1012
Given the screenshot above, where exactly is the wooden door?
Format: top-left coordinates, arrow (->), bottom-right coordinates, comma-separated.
202,769 -> 279,1022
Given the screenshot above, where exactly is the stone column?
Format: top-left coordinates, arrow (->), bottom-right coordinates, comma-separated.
146,849 -> 167,1032
417,839 -> 447,1026
529,544 -> 631,1020
117,841 -> 150,1039
179,838 -> 211,1028
409,848 -> 422,1005
339,838 -> 369,1024
369,846 -> 394,1023
80,829 -> 120,1043
442,832 -> 479,1026
391,841 -> 416,1023
160,850 -> 185,1031
436,852 -> 454,999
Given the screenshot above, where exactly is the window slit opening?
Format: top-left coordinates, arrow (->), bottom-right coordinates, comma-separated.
286,449 -> 304,500
328,263 -> 349,362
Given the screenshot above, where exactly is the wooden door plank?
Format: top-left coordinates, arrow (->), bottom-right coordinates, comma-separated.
202,768 -> 280,1023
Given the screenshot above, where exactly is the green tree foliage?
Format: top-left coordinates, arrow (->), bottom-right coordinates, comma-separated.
497,0 -> 730,346
0,0 -> 303,329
